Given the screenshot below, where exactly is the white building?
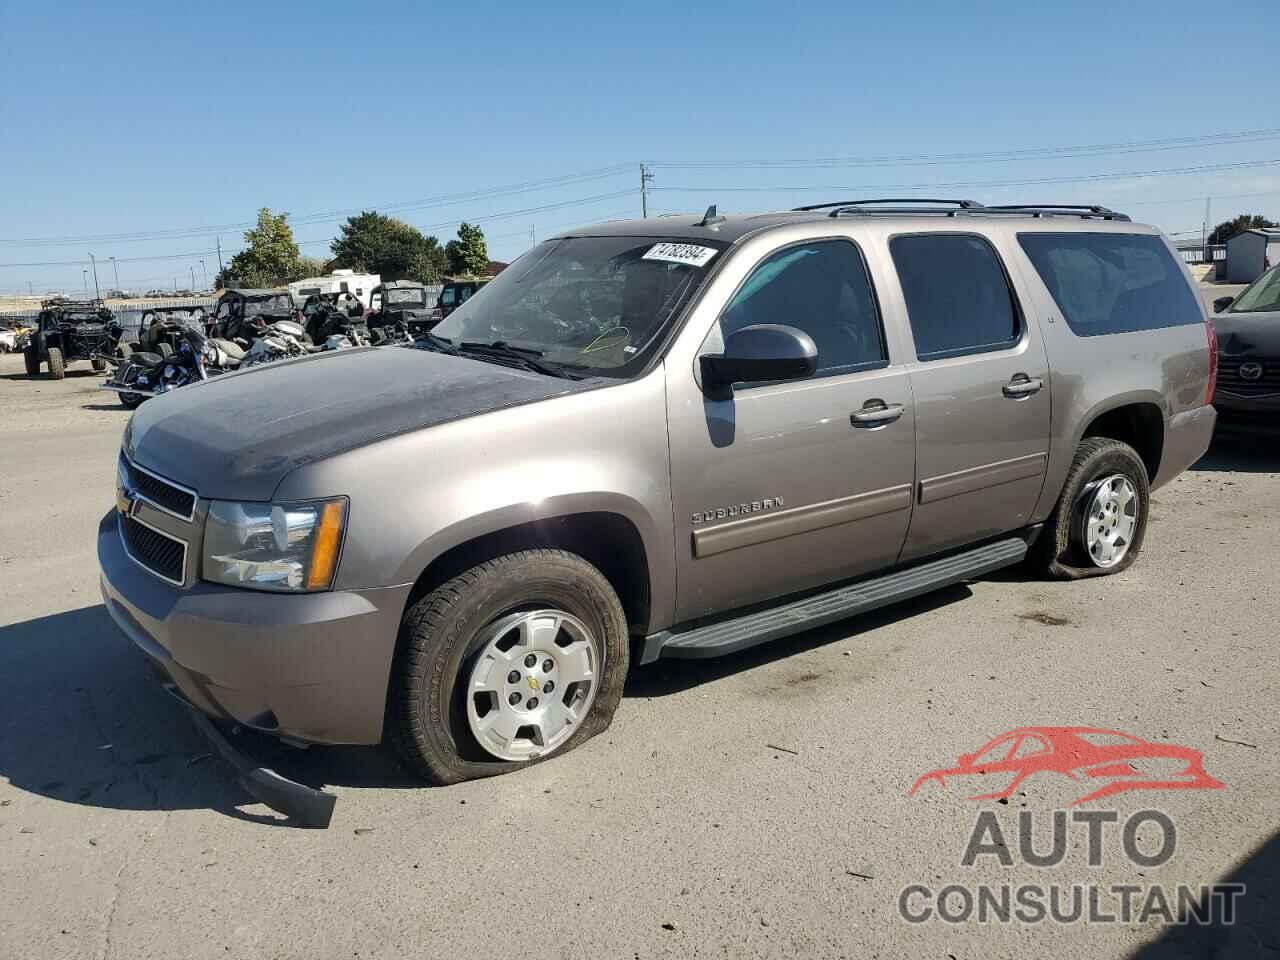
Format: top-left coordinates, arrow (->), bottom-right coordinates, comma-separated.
1224,228 -> 1280,284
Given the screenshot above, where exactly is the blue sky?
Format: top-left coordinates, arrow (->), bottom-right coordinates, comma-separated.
2,0 -> 1278,294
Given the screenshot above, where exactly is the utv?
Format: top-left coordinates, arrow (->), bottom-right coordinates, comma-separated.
300,292 -> 371,347
130,306 -> 210,359
23,299 -> 125,379
367,280 -> 434,343
208,288 -> 296,344
436,276 -> 490,321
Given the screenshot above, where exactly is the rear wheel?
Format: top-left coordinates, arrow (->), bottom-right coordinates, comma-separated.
390,549 -> 629,784
1029,437 -> 1149,579
23,346 -> 40,376
91,356 -> 106,372
46,346 -> 65,380
119,392 -> 145,410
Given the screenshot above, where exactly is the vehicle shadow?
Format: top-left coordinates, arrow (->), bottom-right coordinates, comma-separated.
1191,432 -> 1280,473
81,403 -> 129,412
626,584 -> 972,698
1129,828 -> 1278,959
0,605 -> 413,829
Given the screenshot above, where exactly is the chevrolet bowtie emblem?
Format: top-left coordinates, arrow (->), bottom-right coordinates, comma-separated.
527,675 -> 540,692
116,486 -> 136,517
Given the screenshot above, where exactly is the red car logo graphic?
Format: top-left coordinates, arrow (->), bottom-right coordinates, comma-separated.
910,727 -> 1224,806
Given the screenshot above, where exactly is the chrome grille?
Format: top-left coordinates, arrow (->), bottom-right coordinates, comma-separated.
1218,356 -> 1280,398
119,515 -> 187,585
120,456 -> 196,520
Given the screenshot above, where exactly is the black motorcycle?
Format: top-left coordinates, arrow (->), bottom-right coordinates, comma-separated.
103,326 -> 245,409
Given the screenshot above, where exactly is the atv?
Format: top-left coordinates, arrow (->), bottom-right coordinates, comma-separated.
366,280 -> 435,343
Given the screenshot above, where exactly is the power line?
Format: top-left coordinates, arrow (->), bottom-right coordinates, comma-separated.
0,164 -> 634,247
650,158 -> 1280,195
647,127 -> 1280,170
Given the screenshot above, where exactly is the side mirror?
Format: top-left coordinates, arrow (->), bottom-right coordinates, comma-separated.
1213,296 -> 1235,314
700,323 -> 818,396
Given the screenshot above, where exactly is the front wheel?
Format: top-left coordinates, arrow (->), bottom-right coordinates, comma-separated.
23,346 -> 40,376
390,549 -> 629,784
119,392 -> 145,410
46,346 -> 65,380
1029,437 -> 1150,579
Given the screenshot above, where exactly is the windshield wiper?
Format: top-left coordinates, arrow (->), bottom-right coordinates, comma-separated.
457,340 -> 582,379
416,333 -> 458,354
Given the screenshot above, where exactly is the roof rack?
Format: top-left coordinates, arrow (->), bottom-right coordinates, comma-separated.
793,198 -> 984,214
791,198 -> 1130,221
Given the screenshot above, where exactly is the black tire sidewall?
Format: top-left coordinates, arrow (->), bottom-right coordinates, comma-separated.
46,347 -> 65,379
398,551 -> 629,784
1050,440 -> 1150,577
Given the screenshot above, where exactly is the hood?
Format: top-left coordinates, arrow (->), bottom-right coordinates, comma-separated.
1213,309 -> 1280,356
124,346 -> 592,501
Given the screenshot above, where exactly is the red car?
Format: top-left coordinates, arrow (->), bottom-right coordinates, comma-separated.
910,726 -> 1224,806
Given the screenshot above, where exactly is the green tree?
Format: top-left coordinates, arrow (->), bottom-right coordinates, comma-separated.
330,211 -> 446,283
447,222 -> 489,276
1208,214 -> 1277,245
224,208 -> 302,287
296,254 -> 330,278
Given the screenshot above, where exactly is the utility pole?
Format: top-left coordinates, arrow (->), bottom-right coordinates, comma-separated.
1202,197 -> 1211,252
189,266 -> 196,290
200,259 -> 207,289
88,252 -> 101,300
640,163 -> 654,218
216,236 -> 224,278
530,225 -> 536,248
82,269 -> 88,294
109,256 -> 120,292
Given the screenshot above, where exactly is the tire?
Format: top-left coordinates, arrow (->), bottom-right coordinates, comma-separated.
23,346 -> 40,376
157,342 -> 173,358
1029,437 -> 1150,579
119,392 -> 145,410
390,549 -> 630,785
46,346 -> 65,380
91,357 -> 106,372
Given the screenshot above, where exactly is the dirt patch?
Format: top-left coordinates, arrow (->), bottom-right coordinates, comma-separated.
1017,611 -> 1071,627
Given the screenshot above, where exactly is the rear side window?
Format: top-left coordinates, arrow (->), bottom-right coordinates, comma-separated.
890,234 -> 1021,360
1017,232 -> 1202,336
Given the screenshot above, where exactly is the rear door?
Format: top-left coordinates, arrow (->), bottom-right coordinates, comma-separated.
889,232 -> 1051,561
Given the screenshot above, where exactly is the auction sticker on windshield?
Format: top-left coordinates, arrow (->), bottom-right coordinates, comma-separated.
642,242 -> 719,267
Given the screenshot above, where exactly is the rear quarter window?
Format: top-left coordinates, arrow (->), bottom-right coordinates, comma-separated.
1017,232 -> 1202,336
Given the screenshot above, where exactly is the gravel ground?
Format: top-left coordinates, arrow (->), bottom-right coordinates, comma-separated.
0,348 -> 1276,960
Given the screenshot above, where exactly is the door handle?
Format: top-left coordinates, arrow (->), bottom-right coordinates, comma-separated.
851,400 -> 905,426
1003,375 -> 1043,398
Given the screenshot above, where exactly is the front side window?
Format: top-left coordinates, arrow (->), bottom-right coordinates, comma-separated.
890,234 -> 1021,360
1228,264 -> 1280,314
433,236 -> 725,377
386,288 -> 426,306
719,239 -> 886,375
1017,232 -> 1203,335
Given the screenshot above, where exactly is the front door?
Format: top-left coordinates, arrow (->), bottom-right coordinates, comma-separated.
666,237 -> 917,622
888,232 -> 1051,561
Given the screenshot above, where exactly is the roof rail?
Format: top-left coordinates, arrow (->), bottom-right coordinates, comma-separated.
982,204 -> 1130,221
791,198 -> 1131,222
793,198 -> 984,216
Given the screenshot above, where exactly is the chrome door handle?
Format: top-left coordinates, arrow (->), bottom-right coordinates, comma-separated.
851,400 -> 905,426
1003,376 -> 1043,398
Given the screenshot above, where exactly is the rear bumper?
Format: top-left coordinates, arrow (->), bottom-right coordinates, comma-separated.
98,510 -> 411,745
1152,405 -> 1216,489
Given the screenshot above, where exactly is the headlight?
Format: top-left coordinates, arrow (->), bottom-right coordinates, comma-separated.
202,498 -> 346,592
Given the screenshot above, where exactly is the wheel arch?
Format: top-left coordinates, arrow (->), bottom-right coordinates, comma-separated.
401,504 -> 655,639
1078,398 -> 1165,484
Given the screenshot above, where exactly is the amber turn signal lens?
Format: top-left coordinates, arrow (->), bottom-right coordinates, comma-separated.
306,499 -> 346,590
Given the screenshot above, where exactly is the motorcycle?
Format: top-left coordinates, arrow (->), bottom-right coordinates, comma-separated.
103,326 -> 244,409
240,318 -> 318,367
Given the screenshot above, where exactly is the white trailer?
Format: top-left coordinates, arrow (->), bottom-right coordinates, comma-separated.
288,269 -> 381,309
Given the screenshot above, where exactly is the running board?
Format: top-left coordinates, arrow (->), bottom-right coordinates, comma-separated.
645,537 -> 1027,662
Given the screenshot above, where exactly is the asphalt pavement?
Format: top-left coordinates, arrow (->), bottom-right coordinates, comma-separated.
0,348 -> 1276,960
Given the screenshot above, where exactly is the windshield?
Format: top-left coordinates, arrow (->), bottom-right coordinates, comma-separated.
244,295 -> 293,317
431,236 -> 725,376
1230,265 -> 1280,313
386,288 -> 426,306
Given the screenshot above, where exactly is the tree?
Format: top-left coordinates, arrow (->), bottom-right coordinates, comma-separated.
447,222 -> 489,276
296,254 -> 330,278
1208,214 -> 1277,246
330,211 -> 447,283
224,208 -> 302,287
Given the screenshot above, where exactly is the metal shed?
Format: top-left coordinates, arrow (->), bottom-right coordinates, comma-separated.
1225,227 -> 1280,283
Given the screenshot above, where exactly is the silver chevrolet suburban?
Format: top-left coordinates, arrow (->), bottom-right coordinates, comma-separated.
99,199 -> 1217,818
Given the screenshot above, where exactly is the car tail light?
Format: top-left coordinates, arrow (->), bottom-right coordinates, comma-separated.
1205,319 -> 1218,406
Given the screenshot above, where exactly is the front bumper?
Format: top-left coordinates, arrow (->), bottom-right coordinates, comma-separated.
98,510 -> 411,746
